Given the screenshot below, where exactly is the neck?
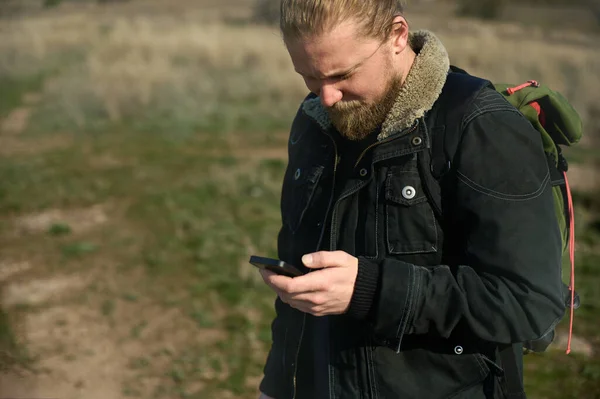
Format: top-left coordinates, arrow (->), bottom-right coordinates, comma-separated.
399,46 -> 417,87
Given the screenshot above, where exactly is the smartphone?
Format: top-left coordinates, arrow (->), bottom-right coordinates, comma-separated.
249,255 -> 304,278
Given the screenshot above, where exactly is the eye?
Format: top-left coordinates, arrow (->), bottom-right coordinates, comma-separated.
329,73 -> 351,82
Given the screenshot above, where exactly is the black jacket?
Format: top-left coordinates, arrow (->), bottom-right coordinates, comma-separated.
259,30 -> 566,399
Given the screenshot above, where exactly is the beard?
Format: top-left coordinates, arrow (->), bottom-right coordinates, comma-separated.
327,73 -> 403,141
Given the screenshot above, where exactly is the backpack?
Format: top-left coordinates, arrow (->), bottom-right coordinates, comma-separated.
419,66 -> 584,398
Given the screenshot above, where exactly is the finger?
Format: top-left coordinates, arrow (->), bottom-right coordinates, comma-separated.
302,250 -> 352,269
285,272 -> 327,295
286,299 -> 315,314
287,299 -> 326,316
259,269 -> 293,292
264,273 -> 294,292
259,269 -> 276,282
259,269 -> 278,289
287,292 -> 324,306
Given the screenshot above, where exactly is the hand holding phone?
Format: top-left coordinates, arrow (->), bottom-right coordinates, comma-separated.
249,255 -> 304,278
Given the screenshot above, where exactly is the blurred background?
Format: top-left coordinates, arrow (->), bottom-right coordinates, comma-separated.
0,0 -> 598,398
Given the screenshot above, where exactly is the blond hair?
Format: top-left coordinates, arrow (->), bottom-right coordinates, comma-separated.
280,0 -> 405,43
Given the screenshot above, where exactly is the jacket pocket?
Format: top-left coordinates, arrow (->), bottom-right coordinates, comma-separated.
385,167 -> 438,254
371,346 -> 490,399
282,164 -> 325,234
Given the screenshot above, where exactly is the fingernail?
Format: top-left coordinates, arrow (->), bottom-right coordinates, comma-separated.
302,254 -> 313,266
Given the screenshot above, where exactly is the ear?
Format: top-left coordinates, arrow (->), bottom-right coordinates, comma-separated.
390,15 -> 409,55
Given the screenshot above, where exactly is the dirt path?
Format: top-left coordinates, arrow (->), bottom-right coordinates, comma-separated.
0,305 -> 124,399
0,204 -> 128,398
0,92 -> 40,135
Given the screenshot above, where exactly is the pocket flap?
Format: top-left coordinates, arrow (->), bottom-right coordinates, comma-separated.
385,170 -> 427,206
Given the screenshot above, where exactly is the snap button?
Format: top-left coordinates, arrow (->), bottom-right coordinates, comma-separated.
411,136 -> 423,146
359,168 -> 368,177
454,345 -> 464,355
294,168 -> 301,180
401,185 -> 416,200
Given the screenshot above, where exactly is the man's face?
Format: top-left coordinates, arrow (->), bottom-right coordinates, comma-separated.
286,20 -> 403,140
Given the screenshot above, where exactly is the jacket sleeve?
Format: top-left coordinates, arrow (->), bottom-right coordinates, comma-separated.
366,89 -> 567,349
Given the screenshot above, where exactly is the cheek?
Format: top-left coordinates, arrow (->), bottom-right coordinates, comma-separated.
362,75 -> 393,102
344,81 -> 382,103
335,80 -> 372,102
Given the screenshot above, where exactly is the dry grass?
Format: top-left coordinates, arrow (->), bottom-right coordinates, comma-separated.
1,1 -> 599,136
0,5 -> 308,132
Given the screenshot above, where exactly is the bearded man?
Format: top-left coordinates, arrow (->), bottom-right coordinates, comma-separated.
257,1 -> 566,398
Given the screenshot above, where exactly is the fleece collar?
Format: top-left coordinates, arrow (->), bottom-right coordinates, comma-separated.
301,30 -> 450,141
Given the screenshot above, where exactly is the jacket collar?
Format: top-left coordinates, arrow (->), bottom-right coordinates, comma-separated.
301,30 -> 450,141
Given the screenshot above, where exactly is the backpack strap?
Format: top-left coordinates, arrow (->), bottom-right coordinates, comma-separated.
419,66 -> 492,223
430,66 -> 493,182
419,66 -> 528,399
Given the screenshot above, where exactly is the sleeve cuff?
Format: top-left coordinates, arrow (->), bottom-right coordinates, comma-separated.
347,258 -> 380,320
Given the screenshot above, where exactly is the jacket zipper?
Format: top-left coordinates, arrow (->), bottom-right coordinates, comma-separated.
292,131 -> 339,399
326,121 -> 419,397
291,121 -> 417,398
291,313 -> 306,399
325,134 -> 340,253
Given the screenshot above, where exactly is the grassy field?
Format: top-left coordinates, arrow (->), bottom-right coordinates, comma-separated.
0,1 -> 599,398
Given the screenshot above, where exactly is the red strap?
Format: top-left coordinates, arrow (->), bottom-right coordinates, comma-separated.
506,80 -> 539,95
563,170 -> 576,355
511,81 -> 572,353
529,101 -> 546,127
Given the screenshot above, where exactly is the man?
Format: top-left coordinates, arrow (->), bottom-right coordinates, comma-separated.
258,0 -> 566,398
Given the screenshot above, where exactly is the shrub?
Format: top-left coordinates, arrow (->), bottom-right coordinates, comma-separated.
252,0 -> 279,25
455,0 -> 506,20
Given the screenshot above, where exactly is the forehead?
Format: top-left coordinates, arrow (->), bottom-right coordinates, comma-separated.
286,20 -> 381,77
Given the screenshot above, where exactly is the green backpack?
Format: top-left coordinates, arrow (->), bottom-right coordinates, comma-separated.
494,80 -> 582,354
423,66 -> 583,351
421,66 -> 584,398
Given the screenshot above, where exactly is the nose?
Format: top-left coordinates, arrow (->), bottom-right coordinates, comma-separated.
319,83 -> 342,108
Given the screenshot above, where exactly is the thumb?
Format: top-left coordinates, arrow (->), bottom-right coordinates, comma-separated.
302,251 -> 348,269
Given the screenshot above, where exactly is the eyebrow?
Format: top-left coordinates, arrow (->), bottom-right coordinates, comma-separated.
295,38 -> 386,80
295,60 -> 362,80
